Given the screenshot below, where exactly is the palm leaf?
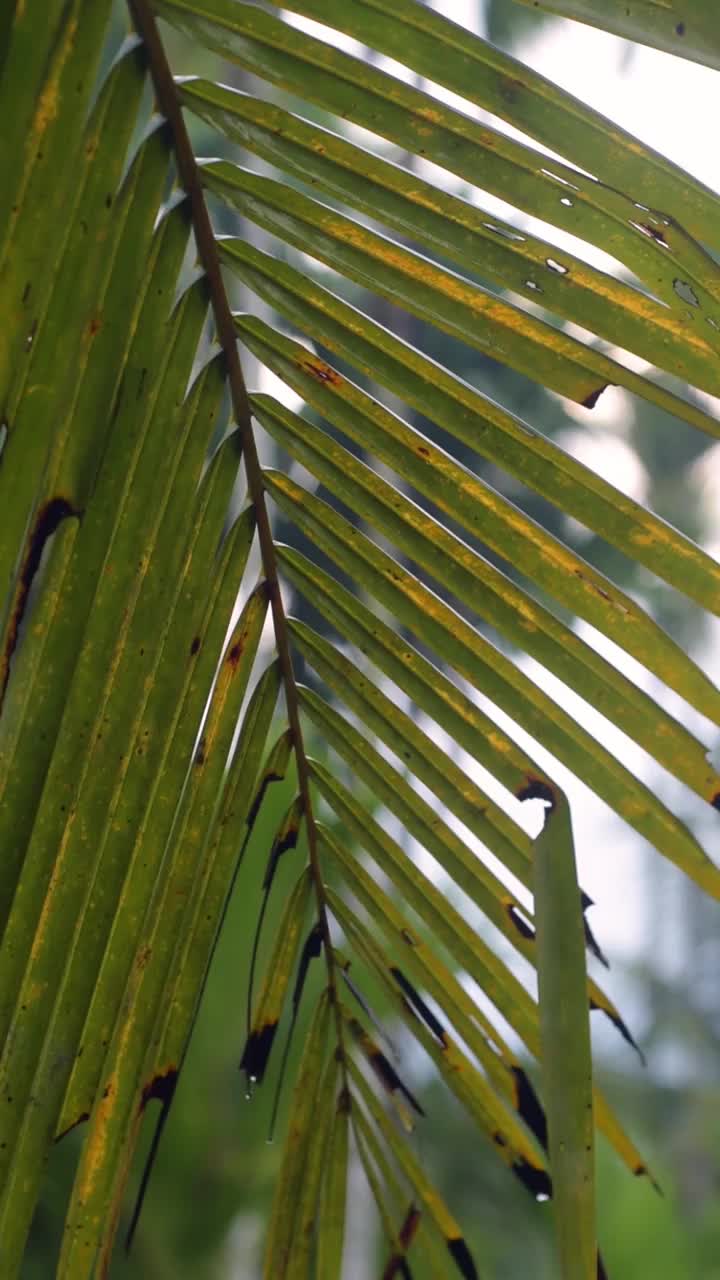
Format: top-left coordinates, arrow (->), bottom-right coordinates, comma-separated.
2,1 -> 720,1276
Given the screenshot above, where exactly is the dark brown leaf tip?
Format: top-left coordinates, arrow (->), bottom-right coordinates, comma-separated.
390,966 -> 447,1046
140,1065 -> 178,1111
510,1065 -> 547,1150
506,902 -> 535,941
590,998 -> 645,1065
516,775 -> 556,809
512,1157 -> 552,1202
55,1111 -> 90,1142
447,1235 -> 478,1280
370,1050 -> 425,1118
582,383 -> 610,410
240,1022 -> 278,1085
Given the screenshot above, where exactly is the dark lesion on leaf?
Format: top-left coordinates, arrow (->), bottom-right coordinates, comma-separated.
1,495 -> 80,710
301,356 -> 342,385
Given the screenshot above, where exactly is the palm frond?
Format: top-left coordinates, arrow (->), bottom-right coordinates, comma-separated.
3,0 -> 720,1276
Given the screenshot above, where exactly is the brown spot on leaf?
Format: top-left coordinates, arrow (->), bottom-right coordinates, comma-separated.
302,357 -> 341,385
189,635 -> 201,656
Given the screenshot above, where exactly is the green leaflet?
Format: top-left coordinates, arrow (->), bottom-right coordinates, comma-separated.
352,1105 -> 449,1280
315,1077 -> 350,1280
514,1 -> 720,72
267,472 -> 720,818
347,1057 -> 480,1280
241,860 -> 312,1086
58,498 -> 257,1134
281,543 -> 720,895
329,890 -> 550,1195
57,580 -> 270,1278
531,788 -> 596,1279
4,0 -> 718,1275
159,0 -> 720,281
224,220 -> 720,441
294,622 -> 531,881
209,165 -> 607,406
241,316 -> 720,614
267,0 -> 720,252
257,398 -> 720,727
178,79 -> 716,390
263,990 -> 333,1279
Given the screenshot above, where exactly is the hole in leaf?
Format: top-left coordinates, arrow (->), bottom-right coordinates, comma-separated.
673,278 -> 699,307
483,221 -> 526,243
545,258 -> 568,274
560,196 -> 573,207
629,220 -> 669,248
540,167 -> 579,190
